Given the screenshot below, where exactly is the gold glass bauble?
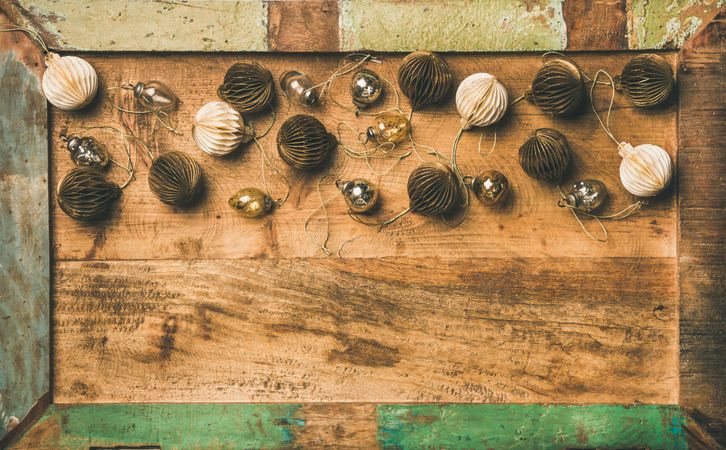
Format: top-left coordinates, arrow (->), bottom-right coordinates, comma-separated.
351,69 -> 383,108
398,51 -> 452,109
338,178 -> 379,214
470,170 -> 509,205
366,113 -> 410,145
518,128 -> 571,181
529,59 -> 584,116
217,61 -> 275,113
229,187 -> 273,218
407,162 -> 459,215
617,54 -> 674,107
148,151 -> 204,206
277,114 -> 336,170
57,167 -> 120,221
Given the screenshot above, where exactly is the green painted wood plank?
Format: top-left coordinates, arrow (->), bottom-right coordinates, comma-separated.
12,404 -> 304,449
377,404 -> 687,449
339,0 -> 567,52
0,42 -> 50,442
630,0 -> 723,49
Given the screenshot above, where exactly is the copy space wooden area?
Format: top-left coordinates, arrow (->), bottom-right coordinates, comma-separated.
51,53 -> 678,404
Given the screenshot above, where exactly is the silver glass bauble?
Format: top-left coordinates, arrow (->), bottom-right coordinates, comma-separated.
65,135 -> 109,170
338,178 -> 379,214
351,69 -> 383,108
560,179 -> 607,212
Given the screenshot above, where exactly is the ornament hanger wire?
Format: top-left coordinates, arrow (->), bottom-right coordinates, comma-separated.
0,26 -> 50,54
589,69 -> 620,146
251,137 -> 290,207
108,83 -> 183,136
336,121 -> 411,176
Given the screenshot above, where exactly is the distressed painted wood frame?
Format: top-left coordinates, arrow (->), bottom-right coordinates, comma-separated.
0,1 -> 724,448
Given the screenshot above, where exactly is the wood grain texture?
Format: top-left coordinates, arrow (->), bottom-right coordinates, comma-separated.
10,403 -> 687,450
50,53 -> 678,261
564,0 -> 628,50
267,0 -> 340,51
678,12 -> 726,447
52,258 -> 678,404
0,14 -> 49,445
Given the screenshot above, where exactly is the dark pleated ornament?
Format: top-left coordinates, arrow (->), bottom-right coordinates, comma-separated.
398,51 -> 452,109
529,59 -> 584,116
407,162 -> 460,215
217,61 -> 275,113
148,151 -> 204,206
617,54 -> 674,107
518,128 -> 571,181
57,167 -> 120,221
277,114 -> 336,170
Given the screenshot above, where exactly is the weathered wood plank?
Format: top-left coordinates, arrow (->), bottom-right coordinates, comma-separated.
630,0 -> 724,49
10,404 -> 687,449
563,0 -> 628,50
52,257 -> 678,404
678,12 -> 726,447
50,52 -> 678,261
0,15 -> 49,445
267,0 -> 340,52
378,404 -> 687,449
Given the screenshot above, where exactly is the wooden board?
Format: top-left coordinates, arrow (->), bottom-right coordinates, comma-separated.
48,52 -> 680,405
50,53 -> 678,261
0,14 -> 50,445
678,12 -> 726,445
10,404 -> 686,450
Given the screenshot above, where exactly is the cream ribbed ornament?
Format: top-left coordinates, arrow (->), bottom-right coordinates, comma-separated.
192,101 -> 253,156
42,53 -> 98,110
618,142 -> 672,197
456,73 -> 508,130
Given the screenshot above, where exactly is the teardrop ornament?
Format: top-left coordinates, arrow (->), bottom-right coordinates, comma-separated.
133,80 -> 178,112
228,187 -> 273,218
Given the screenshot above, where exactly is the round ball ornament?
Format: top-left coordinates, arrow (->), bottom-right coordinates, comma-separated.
407,162 -> 460,216
518,128 -> 571,181
351,69 -> 383,108
366,113 -> 410,145
469,170 -> 509,206
617,142 -> 672,197
616,54 -> 674,107
228,187 -> 273,218
277,114 -> 337,170
192,101 -> 254,156
42,53 -> 98,110
57,167 -> 120,221
217,61 -> 275,113
529,59 -> 584,116
148,151 -> 204,206
337,178 -> 379,214
398,51 -> 452,109
456,73 -> 509,129
559,179 -> 608,212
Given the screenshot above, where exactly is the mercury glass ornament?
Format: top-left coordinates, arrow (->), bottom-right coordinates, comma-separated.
366,113 -> 410,145
133,80 -> 178,112
64,135 -> 109,170
338,178 -> 379,214
470,170 -> 509,206
228,187 -> 273,218
560,179 -> 607,212
280,70 -> 319,107
351,69 -> 383,108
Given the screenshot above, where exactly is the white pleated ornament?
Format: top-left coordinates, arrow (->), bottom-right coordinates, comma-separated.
192,101 -> 253,156
455,73 -> 509,130
617,142 -> 673,197
42,53 -> 98,110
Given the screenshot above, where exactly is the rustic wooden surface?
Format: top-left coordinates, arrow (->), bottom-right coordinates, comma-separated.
0,15 -> 49,446
50,53 -> 678,261
678,12 -> 726,446
10,404 -> 687,449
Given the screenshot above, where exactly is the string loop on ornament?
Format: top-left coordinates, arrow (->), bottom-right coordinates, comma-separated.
248,104 -> 277,139
336,121 -> 410,176
306,53 -> 380,108
252,137 -> 290,207
447,126 -> 470,227
0,26 -> 50,54
589,69 -> 620,146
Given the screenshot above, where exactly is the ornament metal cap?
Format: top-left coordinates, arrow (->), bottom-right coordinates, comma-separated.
132,82 -> 145,99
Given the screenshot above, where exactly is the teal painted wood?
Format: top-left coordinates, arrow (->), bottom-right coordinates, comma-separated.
0,40 -> 50,441
378,404 -> 687,449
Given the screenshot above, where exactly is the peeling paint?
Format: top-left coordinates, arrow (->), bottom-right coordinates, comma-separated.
630,0 -> 720,48
14,0 -> 268,51
339,0 -> 566,52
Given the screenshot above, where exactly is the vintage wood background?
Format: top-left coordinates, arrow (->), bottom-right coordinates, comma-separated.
0,1 -> 724,448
